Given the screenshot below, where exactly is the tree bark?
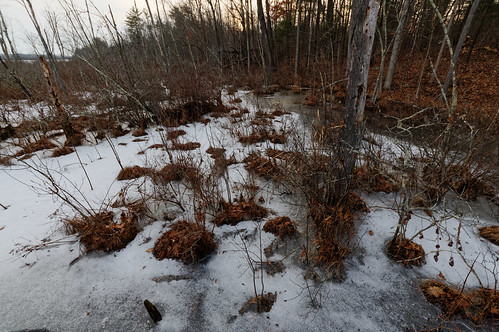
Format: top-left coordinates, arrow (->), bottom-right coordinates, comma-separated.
384,0 -> 411,90
256,0 -> 273,79
332,0 -> 380,202
442,0 -> 481,96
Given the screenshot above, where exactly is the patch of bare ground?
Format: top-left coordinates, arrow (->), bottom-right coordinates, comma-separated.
213,198 -> 268,226
64,211 -> 139,252
420,280 -> 499,324
152,220 -> 217,264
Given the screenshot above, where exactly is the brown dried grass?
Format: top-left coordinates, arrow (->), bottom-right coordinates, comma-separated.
352,166 -> 400,194
420,280 -> 498,324
166,129 -> 187,140
117,166 -> 151,181
132,127 -> 148,137
153,220 -> 217,264
423,163 -> 496,201
244,152 -> 281,180
238,128 -> 286,145
213,198 -> 269,226
263,217 -> 298,239
64,211 -> 139,252
387,237 -> 425,267
15,137 -> 56,156
170,141 -> 201,151
157,163 -> 200,183
51,146 -> 75,158
0,156 -> 13,166
478,226 -> 499,245
239,292 -> 277,314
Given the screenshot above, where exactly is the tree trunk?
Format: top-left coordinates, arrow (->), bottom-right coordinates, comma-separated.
256,0 -> 272,80
23,0 -> 67,94
295,0 -> 303,79
442,0 -> 481,96
384,0 -> 411,90
332,0 -> 380,202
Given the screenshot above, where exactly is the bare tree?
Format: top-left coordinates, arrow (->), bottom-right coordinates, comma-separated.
331,0 -> 380,202
384,0 -> 411,91
442,0 -> 481,96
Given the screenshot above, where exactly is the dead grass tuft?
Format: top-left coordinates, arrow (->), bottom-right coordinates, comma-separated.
238,127 -> 287,145
170,141 -> 201,151
166,129 -> 187,140
153,220 -> 217,264
478,226 -> 499,245
352,166 -> 400,194
420,280 -> 499,324
423,163 -> 495,201
0,124 -> 16,141
311,203 -> 354,276
157,163 -> 200,183
387,237 -> 425,266
117,166 -> 151,181
263,217 -> 298,239
213,198 -> 269,226
15,137 -> 56,156
64,211 -> 139,252
51,146 -> 75,158
239,292 -> 277,314
0,156 -> 13,166
244,152 -> 281,180
132,127 -> 148,137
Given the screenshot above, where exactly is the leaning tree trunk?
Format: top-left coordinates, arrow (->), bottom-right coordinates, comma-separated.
384,0 -> 411,90
442,0 -> 480,96
330,0 -> 380,203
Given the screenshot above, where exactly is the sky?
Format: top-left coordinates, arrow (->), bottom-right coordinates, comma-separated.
0,0 -> 145,54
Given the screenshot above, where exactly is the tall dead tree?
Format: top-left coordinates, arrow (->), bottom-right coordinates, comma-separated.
21,0 -> 67,93
39,56 -> 81,146
331,0 -> 380,202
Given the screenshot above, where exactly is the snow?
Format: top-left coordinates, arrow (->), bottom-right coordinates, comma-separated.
0,91 -> 497,331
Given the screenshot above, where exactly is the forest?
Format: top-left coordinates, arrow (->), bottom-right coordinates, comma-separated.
0,0 -> 498,331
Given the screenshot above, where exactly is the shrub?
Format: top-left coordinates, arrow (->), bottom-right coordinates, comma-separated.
117,166 -> 151,180
153,220 -> 217,264
263,217 -> 298,239
213,198 -> 268,226
420,280 -> 499,324
386,237 -> 425,267
64,211 -> 139,252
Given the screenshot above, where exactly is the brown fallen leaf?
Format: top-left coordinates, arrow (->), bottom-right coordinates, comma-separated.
0,226 -> 5,231
368,230 -> 374,236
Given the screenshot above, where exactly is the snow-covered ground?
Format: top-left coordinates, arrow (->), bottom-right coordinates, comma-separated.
0,91 -> 497,331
